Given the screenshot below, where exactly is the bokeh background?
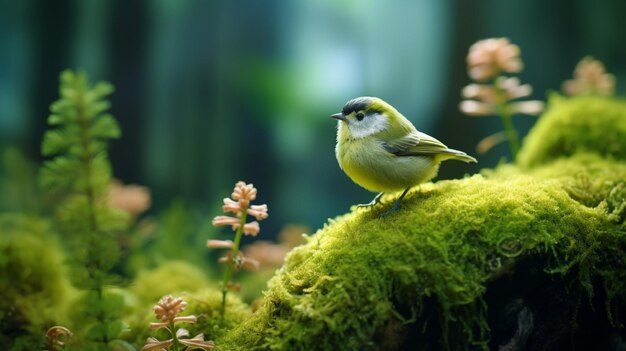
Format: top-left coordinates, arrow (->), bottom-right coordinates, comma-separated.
2,0 -> 626,238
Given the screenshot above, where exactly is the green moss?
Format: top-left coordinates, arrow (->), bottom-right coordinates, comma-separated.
0,214 -> 77,350
122,287 -> 252,348
518,94 -> 626,168
129,261 -> 212,305
119,95 -> 626,350
219,154 -> 625,350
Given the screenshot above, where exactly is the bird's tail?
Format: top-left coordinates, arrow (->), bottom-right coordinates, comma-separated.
438,148 -> 477,163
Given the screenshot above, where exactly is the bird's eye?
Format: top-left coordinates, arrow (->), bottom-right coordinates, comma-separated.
355,112 -> 365,121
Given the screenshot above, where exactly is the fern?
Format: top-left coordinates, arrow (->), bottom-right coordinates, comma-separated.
40,69 -> 129,350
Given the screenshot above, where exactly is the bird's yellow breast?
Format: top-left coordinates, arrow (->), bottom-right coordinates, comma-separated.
336,136 -> 439,193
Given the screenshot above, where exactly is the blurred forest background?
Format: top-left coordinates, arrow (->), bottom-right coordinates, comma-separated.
1,0 -> 626,239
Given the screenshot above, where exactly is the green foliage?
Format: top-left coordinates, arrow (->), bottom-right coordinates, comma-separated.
0,214 -> 76,351
126,199 -> 217,275
129,261 -> 211,306
0,148 -> 40,213
220,153 -> 626,350
518,94 -> 626,167
39,69 -> 128,350
122,287 -> 252,348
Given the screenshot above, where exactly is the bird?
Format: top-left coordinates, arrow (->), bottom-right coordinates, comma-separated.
332,96 -> 477,215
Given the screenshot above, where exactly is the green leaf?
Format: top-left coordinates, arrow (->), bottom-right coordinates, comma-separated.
85,100 -> 111,119
86,82 -> 115,104
96,207 -> 130,232
48,113 -> 70,125
41,128 -> 80,156
50,98 -> 78,118
39,157 -> 84,193
89,152 -> 113,196
90,114 -> 121,139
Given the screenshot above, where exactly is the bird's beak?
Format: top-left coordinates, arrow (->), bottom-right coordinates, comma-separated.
331,113 -> 347,122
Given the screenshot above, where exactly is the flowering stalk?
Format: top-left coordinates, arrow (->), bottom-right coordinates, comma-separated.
210,181 -> 268,318
562,56 -> 616,96
142,295 -> 214,351
460,38 -> 544,161
494,80 -> 520,158
220,209 -> 247,317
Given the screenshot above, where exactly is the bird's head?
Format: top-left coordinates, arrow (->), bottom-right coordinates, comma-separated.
331,96 -> 401,139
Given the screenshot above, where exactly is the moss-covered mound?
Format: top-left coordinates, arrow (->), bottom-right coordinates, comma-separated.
219,96 -> 626,350
0,215 -> 76,350
128,261 -> 212,306
518,94 -> 626,167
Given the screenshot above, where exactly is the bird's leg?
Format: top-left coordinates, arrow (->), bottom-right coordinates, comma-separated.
380,187 -> 411,216
357,192 -> 384,208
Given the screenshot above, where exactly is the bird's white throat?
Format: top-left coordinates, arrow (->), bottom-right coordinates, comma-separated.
344,112 -> 389,139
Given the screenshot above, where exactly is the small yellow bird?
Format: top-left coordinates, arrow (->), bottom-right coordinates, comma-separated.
332,96 -> 477,214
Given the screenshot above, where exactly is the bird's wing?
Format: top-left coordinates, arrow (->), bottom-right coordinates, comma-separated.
382,131 -> 450,156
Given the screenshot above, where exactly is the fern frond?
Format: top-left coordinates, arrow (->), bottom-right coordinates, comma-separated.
39,69 -> 128,349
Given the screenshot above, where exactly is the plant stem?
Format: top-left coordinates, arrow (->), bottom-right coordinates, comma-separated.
220,210 -> 248,318
493,77 -> 520,161
500,105 -> 519,161
170,320 -> 180,351
77,83 -> 110,345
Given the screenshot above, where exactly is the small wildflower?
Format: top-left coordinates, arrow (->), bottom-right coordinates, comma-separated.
207,239 -> 234,249
108,180 -> 151,216
562,56 -> 616,96
460,38 -> 545,160
46,326 -> 72,351
242,221 -> 260,236
248,204 -> 269,220
153,295 -> 187,322
460,77 -> 543,117
212,215 -> 241,228
210,181 -> 269,318
142,295 -> 214,350
467,38 -> 523,81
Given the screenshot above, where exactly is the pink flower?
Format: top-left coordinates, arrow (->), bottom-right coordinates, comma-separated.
242,221 -> 260,236
212,215 -> 240,229
141,337 -> 172,351
153,295 -> 187,322
248,204 -> 268,220
222,197 -> 241,213
207,240 -> 234,249
212,181 -> 268,235
562,56 -> 616,96
467,38 -> 523,81
108,180 -> 151,216
143,296 -> 214,350
460,77 -> 543,117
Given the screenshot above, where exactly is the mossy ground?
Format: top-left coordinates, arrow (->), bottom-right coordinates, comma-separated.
121,263 -> 252,347
0,215 -> 77,350
518,94 -> 626,167
219,95 -> 626,350
3,95 -> 624,350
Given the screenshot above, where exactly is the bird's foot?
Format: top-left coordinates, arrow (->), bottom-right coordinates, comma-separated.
356,192 -> 384,208
378,187 -> 411,217
379,199 -> 402,217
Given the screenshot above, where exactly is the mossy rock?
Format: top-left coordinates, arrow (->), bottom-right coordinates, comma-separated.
0,214 -> 77,350
518,94 -> 626,168
219,96 -> 626,350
